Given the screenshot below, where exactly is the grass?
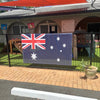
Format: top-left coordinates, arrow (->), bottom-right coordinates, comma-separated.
0,43 -> 4,52
0,48 -> 100,71
0,53 -> 77,71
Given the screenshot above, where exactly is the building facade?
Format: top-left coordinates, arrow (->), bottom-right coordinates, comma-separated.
0,2 -> 100,59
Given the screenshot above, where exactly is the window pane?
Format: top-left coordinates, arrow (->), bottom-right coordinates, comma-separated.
40,25 -> 48,33
50,25 -> 57,33
88,23 -> 100,32
21,26 -> 25,33
25,26 -> 29,33
21,26 -> 29,34
13,26 -> 20,34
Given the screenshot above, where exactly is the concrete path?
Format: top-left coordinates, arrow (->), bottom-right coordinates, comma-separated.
0,65 -> 100,99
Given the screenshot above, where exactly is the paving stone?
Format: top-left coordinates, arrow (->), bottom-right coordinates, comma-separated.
0,65 -> 100,100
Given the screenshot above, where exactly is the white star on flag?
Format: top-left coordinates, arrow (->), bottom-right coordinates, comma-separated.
57,37 -> 60,41
31,52 -> 37,60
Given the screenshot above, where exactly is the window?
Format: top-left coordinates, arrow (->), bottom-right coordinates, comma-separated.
88,23 -> 100,32
88,23 -> 100,40
39,20 -> 58,33
40,25 -> 48,33
12,23 -> 29,34
13,26 -> 20,34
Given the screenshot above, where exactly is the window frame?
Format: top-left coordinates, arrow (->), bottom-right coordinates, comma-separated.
39,22 -> 57,33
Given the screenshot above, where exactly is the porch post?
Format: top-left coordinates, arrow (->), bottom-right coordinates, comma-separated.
90,32 -> 93,65
73,34 -> 77,59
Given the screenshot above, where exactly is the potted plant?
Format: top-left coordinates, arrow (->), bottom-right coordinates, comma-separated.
80,59 -> 98,79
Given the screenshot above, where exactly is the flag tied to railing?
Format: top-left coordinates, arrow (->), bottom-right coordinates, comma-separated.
21,33 -> 72,65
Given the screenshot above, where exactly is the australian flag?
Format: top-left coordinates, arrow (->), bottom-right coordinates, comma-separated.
21,33 -> 72,65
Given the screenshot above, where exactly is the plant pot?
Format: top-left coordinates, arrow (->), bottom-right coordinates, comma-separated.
85,66 -> 98,79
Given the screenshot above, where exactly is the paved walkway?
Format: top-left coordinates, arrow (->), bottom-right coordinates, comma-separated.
0,65 -> 100,91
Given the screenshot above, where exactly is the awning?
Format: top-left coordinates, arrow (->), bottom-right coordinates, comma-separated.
0,0 -> 87,7
0,3 -> 90,19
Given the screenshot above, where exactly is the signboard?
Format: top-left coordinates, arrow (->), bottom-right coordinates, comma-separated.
1,24 -> 7,30
27,23 -> 34,29
21,33 -> 72,65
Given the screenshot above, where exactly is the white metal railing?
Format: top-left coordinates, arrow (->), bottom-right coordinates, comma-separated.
11,87 -> 98,100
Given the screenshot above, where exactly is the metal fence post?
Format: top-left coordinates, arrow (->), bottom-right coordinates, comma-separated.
90,32 -> 93,65
5,34 -> 11,67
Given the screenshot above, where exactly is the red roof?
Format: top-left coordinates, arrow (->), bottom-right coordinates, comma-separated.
0,0 -> 87,7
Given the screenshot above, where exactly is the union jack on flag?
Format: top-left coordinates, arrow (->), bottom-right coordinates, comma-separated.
21,34 -> 46,50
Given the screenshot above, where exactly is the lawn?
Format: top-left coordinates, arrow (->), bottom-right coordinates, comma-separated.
0,48 -> 100,71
